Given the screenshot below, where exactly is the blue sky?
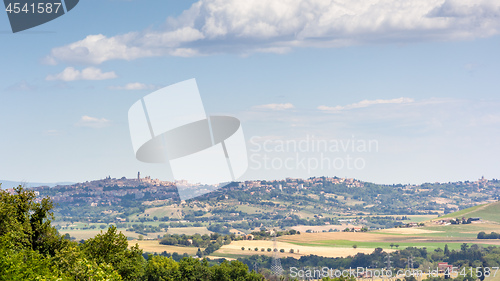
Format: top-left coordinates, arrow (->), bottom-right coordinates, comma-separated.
1,0 -> 499,185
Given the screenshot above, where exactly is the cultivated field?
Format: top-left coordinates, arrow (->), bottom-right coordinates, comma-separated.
213,240 -> 381,259
377,228 -> 441,235
61,228 -> 143,240
277,231 -> 500,251
128,240 -> 199,255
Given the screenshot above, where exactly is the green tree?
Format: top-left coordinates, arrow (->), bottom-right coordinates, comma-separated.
145,255 -> 180,281
460,243 -> 469,253
444,244 -> 450,255
0,186 -> 68,256
53,244 -> 122,281
82,226 -> 145,281
0,242 -> 60,281
178,257 -> 212,280
1,186 -> 123,281
211,260 -> 262,281
196,248 -> 203,257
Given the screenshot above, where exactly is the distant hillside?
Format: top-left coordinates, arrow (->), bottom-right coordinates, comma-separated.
0,180 -> 74,189
440,201 -> 500,223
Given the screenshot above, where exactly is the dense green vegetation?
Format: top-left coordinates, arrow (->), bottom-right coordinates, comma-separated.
0,186 -> 264,280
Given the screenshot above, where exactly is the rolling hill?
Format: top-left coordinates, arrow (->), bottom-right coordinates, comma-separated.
439,200 -> 500,224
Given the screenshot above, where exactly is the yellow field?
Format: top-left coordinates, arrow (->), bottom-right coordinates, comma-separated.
129,240 -> 199,255
278,230 -> 485,244
279,231 -> 395,243
62,229 -> 145,240
215,240 -> 385,259
277,228 -> 500,250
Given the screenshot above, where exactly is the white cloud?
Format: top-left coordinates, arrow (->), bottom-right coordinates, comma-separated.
75,115 -> 111,128
109,82 -> 158,91
253,103 -> 295,110
318,97 -> 414,112
45,0 -> 500,64
46,67 -> 117,81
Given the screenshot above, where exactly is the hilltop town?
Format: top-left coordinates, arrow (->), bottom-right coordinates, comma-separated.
3,175 -> 497,235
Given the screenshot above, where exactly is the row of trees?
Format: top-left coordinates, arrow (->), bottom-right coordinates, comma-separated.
159,233 -> 234,250
250,229 -> 300,239
477,232 -> 500,239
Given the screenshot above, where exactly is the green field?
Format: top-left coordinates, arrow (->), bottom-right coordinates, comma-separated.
236,204 -> 268,214
439,201 -> 500,223
421,223 -> 500,238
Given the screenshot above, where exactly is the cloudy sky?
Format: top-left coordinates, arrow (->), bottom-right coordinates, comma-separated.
1,0 -> 499,186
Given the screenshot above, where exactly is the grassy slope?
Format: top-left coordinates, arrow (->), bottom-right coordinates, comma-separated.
439,201 -> 500,223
